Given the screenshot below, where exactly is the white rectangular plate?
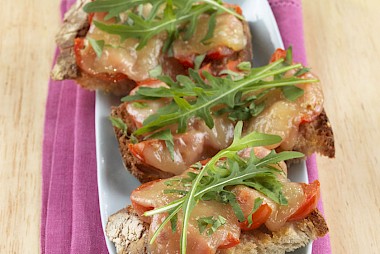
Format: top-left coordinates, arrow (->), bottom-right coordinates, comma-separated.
95,1 -> 311,253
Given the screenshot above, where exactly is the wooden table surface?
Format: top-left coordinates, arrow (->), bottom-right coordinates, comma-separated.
1,0 -> 379,253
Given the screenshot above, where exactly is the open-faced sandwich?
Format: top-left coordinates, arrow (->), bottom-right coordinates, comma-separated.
52,0 -> 334,253
52,0 -> 252,95
106,123 -> 329,254
110,48 -> 335,182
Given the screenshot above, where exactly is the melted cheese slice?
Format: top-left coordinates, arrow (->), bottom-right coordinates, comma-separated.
173,13 -> 247,58
245,72 -> 324,151
131,148 -> 306,253
77,12 -> 247,82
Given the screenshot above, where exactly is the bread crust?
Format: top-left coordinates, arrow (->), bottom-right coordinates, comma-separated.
111,104 -> 175,183
106,206 -> 328,254
295,109 -> 335,158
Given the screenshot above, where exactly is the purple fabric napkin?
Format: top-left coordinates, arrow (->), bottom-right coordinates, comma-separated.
41,0 -> 331,253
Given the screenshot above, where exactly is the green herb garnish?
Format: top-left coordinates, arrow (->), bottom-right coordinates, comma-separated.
282,86 -> 304,101
197,215 -> 226,235
144,129 -> 175,160
83,0 -> 243,51
149,65 -> 163,78
132,102 -> 149,108
143,122 -> 305,254
294,67 -> 311,77
88,38 -> 105,58
237,61 -> 252,71
247,198 -> 263,227
194,54 -> 206,70
109,116 -> 127,135
122,52 -> 318,137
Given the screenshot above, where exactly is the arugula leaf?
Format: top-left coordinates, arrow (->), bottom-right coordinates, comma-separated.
145,129 -> 175,160
144,122 -> 305,254
295,67 -> 311,77
285,46 -> 293,65
237,61 -> 252,71
246,198 -> 263,226
132,102 -> 149,109
149,65 -> 163,78
197,215 -> 226,235
92,4 -> 213,50
88,38 -> 105,58
87,0 -> 243,51
109,116 -> 127,134
127,58 -> 318,137
83,0 -> 147,20
194,54 -> 206,70
219,69 -> 244,80
201,12 -> 217,44
170,211 -> 178,232
282,86 -> 304,101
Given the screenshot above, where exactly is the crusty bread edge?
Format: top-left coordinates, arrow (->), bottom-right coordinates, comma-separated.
111,104 -> 175,183
295,109 -> 335,158
106,206 -> 328,254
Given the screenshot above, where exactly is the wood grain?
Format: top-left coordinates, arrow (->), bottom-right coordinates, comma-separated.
303,0 -> 380,253
0,0 -> 60,253
0,0 -> 379,253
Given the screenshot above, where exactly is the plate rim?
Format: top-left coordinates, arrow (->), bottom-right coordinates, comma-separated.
95,1 -> 312,253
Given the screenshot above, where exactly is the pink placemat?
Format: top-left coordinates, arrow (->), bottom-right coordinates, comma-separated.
41,0 -> 331,253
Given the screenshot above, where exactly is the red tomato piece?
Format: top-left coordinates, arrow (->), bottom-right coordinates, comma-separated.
239,204 -> 272,231
217,232 -> 240,249
74,38 -> 129,82
199,63 -> 212,79
269,48 -> 287,63
131,180 -> 162,217
128,143 -> 145,162
176,55 -> 195,69
88,13 -> 95,24
207,46 -> 234,60
288,180 -> 321,221
136,79 -> 161,87
223,3 -> 243,16
226,60 -> 241,73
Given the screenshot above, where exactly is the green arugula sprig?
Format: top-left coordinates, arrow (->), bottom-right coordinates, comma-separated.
83,0 -> 242,50
122,52 -> 318,137
197,215 -> 226,235
143,122 -> 304,254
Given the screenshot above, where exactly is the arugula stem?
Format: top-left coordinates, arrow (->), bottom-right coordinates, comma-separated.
149,205 -> 182,244
202,0 -> 244,19
134,61 -> 309,136
144,198 -> 184,216
180,148 -> 222,254
94,5 -> 212,35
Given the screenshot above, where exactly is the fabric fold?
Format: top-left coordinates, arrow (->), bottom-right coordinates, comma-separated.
41,0 -> 331,253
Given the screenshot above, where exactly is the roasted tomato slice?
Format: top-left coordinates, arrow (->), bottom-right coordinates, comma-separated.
207,46 -> 234,60
217,232 -> 240,249
269,48 -> 287,63
223,3 -> 243,15
131,179 -> 162,217
176,54 -> 195,68
136,78 -> 162,87
288,180 -> 320,221
74,38 -> 129,82
199,63 -> 212,78
239,204 -> 272,231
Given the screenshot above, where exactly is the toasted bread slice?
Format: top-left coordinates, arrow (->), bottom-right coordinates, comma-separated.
111,103 -> 335,183
51,0 -> 253,96
106,206 -> 328,254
